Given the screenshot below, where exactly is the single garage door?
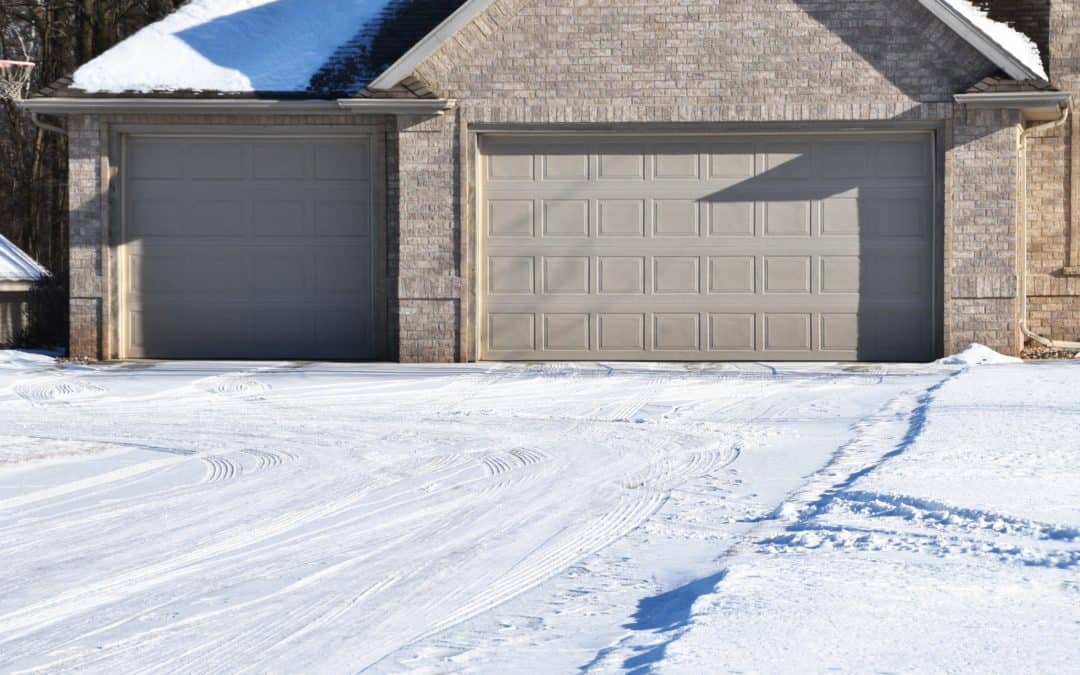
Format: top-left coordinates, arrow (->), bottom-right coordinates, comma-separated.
122,132 -> 380,360
480,132 -> 936,361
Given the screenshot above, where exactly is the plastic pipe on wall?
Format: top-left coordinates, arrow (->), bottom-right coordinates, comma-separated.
1018,104 -> 1080,351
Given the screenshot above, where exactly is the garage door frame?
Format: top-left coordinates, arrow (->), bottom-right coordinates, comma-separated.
110,124 -> 387,360
470,123 -> 946,362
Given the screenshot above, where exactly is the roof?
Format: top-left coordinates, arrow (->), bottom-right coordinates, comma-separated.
917,0 -> 1047,81
70,0 -> 468,97
56,0 -> 1050,98
0,235 -> 47,284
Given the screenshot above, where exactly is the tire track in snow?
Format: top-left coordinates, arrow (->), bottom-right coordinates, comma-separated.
205,377 -> 272,399
200,455 -> 240,483
0,494 -> 374,645
14,378 -> 106,406
0,454 -> 198,514
402,489 -> 667,652
241,448 -> 295,471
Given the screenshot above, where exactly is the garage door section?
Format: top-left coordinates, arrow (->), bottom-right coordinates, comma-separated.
480,133 -> 935,361
123,134 -> 378,359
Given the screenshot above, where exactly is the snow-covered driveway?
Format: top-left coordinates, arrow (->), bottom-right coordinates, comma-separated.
0,356 -> 1076,673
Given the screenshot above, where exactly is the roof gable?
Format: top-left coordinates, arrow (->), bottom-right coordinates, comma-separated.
369,0 -> 1049,91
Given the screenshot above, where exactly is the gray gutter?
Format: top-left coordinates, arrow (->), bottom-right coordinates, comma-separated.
17,97 -> 456,115
917,0 -> 1047,82
953,91 -> 1071,109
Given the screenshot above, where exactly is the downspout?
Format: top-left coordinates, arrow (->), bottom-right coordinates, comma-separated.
1017,104 -> 1080,350
30,112 -> 66,136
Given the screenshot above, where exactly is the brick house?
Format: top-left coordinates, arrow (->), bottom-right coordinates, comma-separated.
20,0 -> 1080,362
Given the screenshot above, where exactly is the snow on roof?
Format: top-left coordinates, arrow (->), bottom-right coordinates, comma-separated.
0,235 -> 47,283
938,0 -> 1047,80
71,0 -> 394,94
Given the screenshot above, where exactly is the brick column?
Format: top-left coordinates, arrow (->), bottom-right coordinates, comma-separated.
1051,0 -> 1080,271
946,108 -> 1024,355
67,115 -> 106,360
393,113 -> 461,362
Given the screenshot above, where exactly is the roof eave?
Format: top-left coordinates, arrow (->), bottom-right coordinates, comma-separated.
17,97 -> 456,115
368,0 -> 495,90
0,280 -> 37,292
917,0 -> 1047,83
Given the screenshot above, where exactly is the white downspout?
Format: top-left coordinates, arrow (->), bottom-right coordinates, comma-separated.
1017,104 -> 1080,351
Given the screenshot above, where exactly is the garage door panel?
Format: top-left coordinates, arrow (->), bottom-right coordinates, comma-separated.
654,147 -> 701,180
123,135 -> 377,359
654,200 -> 700,237
708,257 -> 756,294
488,200 -> 535,238
707,201 -> 755,237
252,200 -> 309,237
708,147 -> 756,179
543,314 -> 591,351
542,150 -> 590,181
598,314 -> 645,351
597,151 -> 645,180
315,143 -> 370,181
186,143 -> 251,179
708,314 -> 757,351
542,200 -> 590,237
251,142 -> 313,179
597,200 -> 645,237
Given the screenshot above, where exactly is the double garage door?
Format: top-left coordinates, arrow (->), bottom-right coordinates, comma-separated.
122,132 -> 379,360
480,132 -> 937,361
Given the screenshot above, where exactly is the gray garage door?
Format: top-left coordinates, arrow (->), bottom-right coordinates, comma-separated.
122,133 -> 379,359
480,132 -> 936,361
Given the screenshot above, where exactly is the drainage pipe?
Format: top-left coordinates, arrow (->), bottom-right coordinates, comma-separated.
1017,104 -> 1080,350
30,111 -> 66,136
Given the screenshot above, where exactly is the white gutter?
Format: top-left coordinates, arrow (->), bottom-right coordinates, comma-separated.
917,0 -> 1047,82
368,0 -> 495,90
1017,105 -> 1080,350
0,280 -> 36,292
953,92 -> 1071,109
17,97 -> 456,115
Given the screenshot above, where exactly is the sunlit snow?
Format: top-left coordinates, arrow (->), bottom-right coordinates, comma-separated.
0,352 -> 1076,671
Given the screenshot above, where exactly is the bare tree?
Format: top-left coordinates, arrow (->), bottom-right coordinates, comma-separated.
0,0 -> 184,345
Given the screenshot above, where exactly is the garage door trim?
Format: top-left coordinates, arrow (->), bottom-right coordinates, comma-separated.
473,127 -> 943,362
112,124 -> 386,360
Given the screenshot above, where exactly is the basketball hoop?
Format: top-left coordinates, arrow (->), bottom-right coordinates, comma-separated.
0,60 -> 35,101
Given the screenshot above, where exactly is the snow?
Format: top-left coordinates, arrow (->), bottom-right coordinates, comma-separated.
936,342 -> 1024,365
0,358 -> 1076,672
0,234 -> 47,282
72,0 -> 391,93
0,349 -> 55,370
943,0 -> 1047,80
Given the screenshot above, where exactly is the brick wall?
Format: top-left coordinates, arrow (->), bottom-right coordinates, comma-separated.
948,109 -> 1024,354
1020,0 -> 1080,343
405,0 -> 1021,359
65,0 -> 1041,361
68,115 -> 105,360
394,113 -> 462,362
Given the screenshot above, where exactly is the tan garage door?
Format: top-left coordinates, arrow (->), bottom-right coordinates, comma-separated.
480,132 -> 936,361
122,133 -> 380,359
